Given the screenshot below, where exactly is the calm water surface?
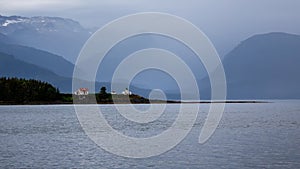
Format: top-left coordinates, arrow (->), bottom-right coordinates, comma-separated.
0,101 -> 299,168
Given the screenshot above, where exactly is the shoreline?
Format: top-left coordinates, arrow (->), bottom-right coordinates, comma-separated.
0,100 -> 269,105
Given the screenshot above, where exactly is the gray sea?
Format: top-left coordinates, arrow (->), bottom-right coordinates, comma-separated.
0,101 -> 300,168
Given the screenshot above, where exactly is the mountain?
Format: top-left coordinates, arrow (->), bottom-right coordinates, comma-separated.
0,15 -> 208,93
0,33 -> 75,92
2,14 -> 298,99
0,33 -> 153,96
0,52 -> 73,92
0,16 -> 156,96
0,15 -> 92,62
0,51 -> 152,95
0,42 -> 75,78
222,32 -> 300,99
0,32 -> 15,44
0,52 -> 108,93
95,34 -> 207,91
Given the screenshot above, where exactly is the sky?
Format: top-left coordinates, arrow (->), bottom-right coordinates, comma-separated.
0,0 -> 299,55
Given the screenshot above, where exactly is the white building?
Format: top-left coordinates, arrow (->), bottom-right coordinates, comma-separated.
111,90 -> 117,95
122,88 -> 132,95
74,88 -> 89,95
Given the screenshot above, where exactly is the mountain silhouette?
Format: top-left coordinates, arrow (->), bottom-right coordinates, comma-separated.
223,32 -> 300,99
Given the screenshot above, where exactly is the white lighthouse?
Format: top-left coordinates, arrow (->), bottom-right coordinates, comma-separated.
122,88 -> 132,95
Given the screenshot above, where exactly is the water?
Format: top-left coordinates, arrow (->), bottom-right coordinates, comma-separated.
0,101 -> 300,168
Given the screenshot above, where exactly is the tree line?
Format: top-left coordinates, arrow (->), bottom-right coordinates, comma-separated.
0,77 -> 61,103
0,77 -> 150,104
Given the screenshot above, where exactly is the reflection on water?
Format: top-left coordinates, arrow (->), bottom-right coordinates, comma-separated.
0,101 -> 300,168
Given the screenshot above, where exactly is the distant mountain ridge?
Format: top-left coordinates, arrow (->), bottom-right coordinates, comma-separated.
0,52 -> 72,92
0,14 -> 299,99
0,51 -> 152,95
0,42 -> 75,78
0,15 -> 92,62
1,31 -> 300,99
0,31 -> 153,95
223,32 -> 300,99
0,15 -> 88,34
0,52 -> 115,93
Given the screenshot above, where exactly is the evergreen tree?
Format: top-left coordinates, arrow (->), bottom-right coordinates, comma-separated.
0,77 -> 61,103
100,86 -> 107,95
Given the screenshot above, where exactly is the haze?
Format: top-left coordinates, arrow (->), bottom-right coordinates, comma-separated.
1,0 -> 299,55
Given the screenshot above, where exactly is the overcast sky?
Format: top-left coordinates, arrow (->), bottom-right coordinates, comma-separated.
1,0 -> 299,55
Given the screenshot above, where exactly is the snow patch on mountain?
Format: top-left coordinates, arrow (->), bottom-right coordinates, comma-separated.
2,18 -> 25,26
0,15 -> 90,34
0,15 -> 94,62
